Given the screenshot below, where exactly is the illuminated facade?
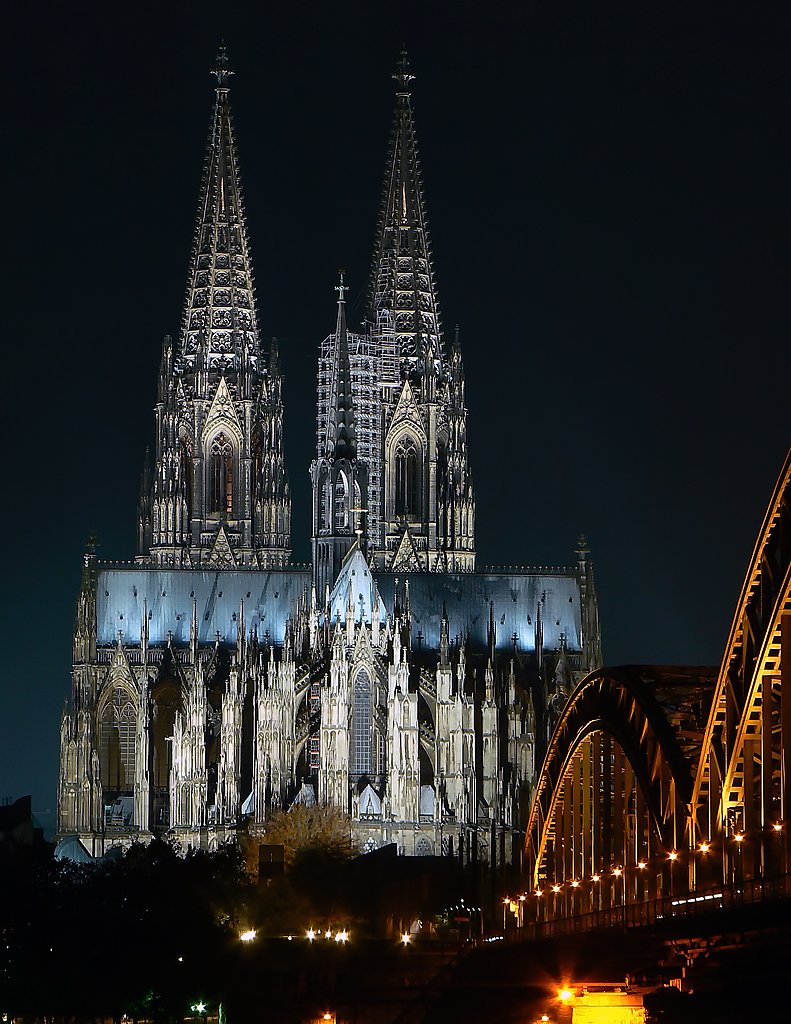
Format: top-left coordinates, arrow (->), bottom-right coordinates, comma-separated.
57,51 -> 601,861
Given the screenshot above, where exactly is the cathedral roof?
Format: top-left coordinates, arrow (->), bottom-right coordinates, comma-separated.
368,51 -> 442,371
95,568 -> 309,647
373,571 -> 583,654
328,547 -> 387,625
178,46 -> 263,388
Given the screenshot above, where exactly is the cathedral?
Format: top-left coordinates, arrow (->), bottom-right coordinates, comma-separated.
57,50 -> 602,864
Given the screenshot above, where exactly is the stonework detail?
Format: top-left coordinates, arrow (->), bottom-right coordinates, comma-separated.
57,51 -> 602,865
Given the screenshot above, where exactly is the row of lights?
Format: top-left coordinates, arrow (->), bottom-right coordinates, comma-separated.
240,926 -> 420,946
306,928 -> 350,943
512,822 -> 786,899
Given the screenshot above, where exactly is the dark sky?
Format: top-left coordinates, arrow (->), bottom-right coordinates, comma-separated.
5,1 -> 791,834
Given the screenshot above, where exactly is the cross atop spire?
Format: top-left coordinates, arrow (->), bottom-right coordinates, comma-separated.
335,268 -> 349,304
393,49 -> 415,92
330,272 -> 355,460
369,52 -> 442,374
211,43 -> 234,90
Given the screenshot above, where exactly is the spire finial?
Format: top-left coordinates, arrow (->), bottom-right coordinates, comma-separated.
335,269 -> 348,304
393,49 -> 415,92
211,42 -> 234,90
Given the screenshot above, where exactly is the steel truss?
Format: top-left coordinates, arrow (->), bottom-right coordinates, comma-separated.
524,448 -> 791,915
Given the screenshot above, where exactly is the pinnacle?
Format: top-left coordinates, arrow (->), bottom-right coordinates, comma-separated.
393,48 -> 415,91
211,42 -> 234,90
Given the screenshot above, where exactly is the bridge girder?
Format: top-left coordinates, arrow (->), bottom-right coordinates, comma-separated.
692,450 -> 791,878
525,666 -> 713,893
523,449 -> 791,907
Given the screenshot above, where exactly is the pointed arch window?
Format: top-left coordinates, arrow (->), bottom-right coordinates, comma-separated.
334,473 -> 348,531
351,670 -> 373,777
395,437 -> 420,517
209,432 -> 234,516
99,687 -> 136,794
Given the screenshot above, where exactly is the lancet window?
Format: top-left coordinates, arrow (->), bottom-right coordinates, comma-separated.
209,432 -> 234,516
334,473 -> 348,531
99,687 -> 136,793
395,437 -> 420,516
351,670 -> 373,776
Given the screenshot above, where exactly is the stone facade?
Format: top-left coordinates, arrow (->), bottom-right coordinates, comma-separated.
57,51 -> 602,862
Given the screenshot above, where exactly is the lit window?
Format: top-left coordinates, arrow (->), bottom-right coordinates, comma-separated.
209,433 -> 234,516
395,437 -> 420,516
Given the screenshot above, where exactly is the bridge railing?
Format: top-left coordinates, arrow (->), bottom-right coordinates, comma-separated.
511,873 -> 791,941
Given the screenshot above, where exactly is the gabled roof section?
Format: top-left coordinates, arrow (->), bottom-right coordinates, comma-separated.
328,545 -> 387,625
205,524 -> 237,568
202,375 -> 243,444
368,52 -> 442,372
389,526 -> 425,572
178,46 -> 262,389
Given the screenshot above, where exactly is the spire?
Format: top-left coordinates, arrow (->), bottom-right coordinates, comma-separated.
327,271 -> 356,460
178,45 -> 262,389
368,51 -> 442,377
211,42 -> 234,90
439,604 -> 450,668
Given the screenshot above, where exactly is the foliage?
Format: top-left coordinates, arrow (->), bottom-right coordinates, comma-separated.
263,804 -> 356,872
1,838 -> 250,1020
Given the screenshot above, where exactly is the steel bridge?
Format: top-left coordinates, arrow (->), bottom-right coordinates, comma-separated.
521,448 -> 791,930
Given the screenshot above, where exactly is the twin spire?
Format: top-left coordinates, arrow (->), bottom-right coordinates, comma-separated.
368,49 -> 443,377
178,45 -> 261,391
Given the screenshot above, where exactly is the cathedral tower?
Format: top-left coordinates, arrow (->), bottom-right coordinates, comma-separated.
58,50 -> 599,867
312,53 -> 475,582
368,53 -> 475,572
138,48 -> 291,569
311,274 -> 369,596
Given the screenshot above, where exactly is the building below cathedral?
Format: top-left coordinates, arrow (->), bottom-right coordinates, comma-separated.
57,50 -> 602,864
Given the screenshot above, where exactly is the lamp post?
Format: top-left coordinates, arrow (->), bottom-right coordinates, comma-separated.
534,887 -> 544,929
612,867 -> 625,928
696,841 -> 710,894
570,879 -> 580,919
772,822 -> 785,890
668,850 -> 679,901
734,833 -> 744,901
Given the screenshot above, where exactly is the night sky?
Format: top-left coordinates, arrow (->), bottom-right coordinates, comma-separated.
5,1 -> 791,835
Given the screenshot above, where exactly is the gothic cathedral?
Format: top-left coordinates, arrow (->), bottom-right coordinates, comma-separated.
58,51 -> 602,864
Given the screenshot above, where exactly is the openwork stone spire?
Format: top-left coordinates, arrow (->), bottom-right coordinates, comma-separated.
368,51 -> 442,377
179,45 -> 261,390
138,49 -> 291,568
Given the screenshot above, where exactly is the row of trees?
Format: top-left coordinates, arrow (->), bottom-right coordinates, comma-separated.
2,808 -> 358,1020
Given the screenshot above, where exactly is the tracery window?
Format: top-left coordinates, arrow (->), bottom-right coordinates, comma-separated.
351,670 -> 373,776
99,688 -> 136,792
334,473 -> 348,531
395,437 -> 420,516
209,432 -> 234,516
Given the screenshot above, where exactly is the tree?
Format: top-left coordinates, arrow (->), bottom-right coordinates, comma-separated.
262,804 -> 356,872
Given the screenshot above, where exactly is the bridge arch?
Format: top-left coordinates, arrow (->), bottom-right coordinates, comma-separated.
525,666 -> 714,905
692,449 -> 791,883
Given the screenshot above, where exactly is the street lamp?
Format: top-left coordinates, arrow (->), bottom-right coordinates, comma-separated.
667,850 -> 679,901
733,833 -> 744,899
772,822 -> 786,887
